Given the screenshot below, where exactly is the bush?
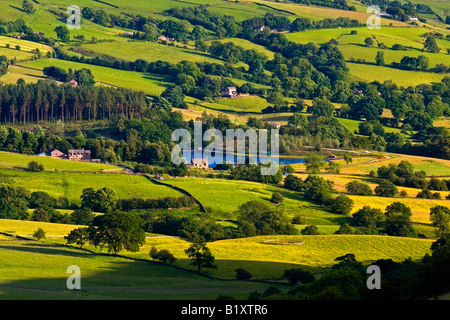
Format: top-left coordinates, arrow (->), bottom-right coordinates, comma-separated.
271,192 -> 284,204
292,215 -> 305,225
283,268 -> 315,285
263,286 -> 281,298
33,228 -> 46,240
27,161 -> 44,172
235,268 -> 252,280
301,225 -> 319,235
374,180 -> 398,197
346,180 -> 373,196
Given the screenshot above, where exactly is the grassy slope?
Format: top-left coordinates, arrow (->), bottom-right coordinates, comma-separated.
0,151 -> 120,172
0,240 -> 276,300
79,40 -> 226,65
0,219 -> 432,281
20,59 -> 171,96
0,169 -> 183,203
286,26 -> 450,86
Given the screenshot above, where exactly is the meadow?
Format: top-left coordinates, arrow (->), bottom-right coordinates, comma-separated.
20,59 -> 172,96
79,40 -> 227,65
286,26 -> 450,86
0,169 -> 183,204
0,240 -> 278,299
0,151 -> 120,172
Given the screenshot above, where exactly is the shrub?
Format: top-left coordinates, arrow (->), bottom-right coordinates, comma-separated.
271,192 -> 284,204
27,161 -> 44,172
292,215 -> 305,225
374,180 -> 398,197
33,228 -> 46,240
301,225 -> 319,235
283,268 -> 315,285
346,180 -> 373,196
263,286 -> 281,298
235,268 -> 252,280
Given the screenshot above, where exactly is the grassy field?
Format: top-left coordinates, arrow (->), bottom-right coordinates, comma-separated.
0,151 -> 120,172
79,40 -> 227,65
286,26 -> 450,86
0,169 -> 184,204
20,59 -> 171,96
0,218 -> 79,236
114,234 -> 434,279
165,176 -> 349,226
0,240 -> 278,299
244,0 -> 409,26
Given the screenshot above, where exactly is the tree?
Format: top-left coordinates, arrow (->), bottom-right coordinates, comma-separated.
364,37 -> 374,47
303,175 -> 335,204
305,155 -> 326,174
384,202 -> 415,237
184,237 -> 217,272
75,68 -> 95,87
346,180 -> 373,195
161,85 -> 185,109
27,161 -> 44,172
375,51 -> 385,65
0,186 -> 29,220
22,0 -> 37,14
301,225 -> 319,235
288,112 -> 308,128
283,268 -> 315,285
343,152 -> 353,167
71,207 -> 95,225
33,228 -> 46,240
430,206 -> 450,237
32,208 -> 50,222
154,249 -> 177,264
65,227 -> 90,248
88,211 -> 146,254
352,206 -> 385,233
331,195 -> 354,215
374,180 -> 398,197
310,97 -> 335,118
424,36 -> 440,53
235,268 -> 252,280
54,26 -> 70,42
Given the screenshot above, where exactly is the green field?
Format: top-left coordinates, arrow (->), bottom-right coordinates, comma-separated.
0,240 -> 277,299
0,169 -> 183,204
106,234 -> 434,279
0,151 -> 120,172
20,59 -> 171,96
164,176 -> 347,225
79,40 -> 226,65
286,26 -> 450,86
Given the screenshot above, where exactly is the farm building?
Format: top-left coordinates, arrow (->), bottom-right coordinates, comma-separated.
69,80 -> 78,88
188,158 -> 210,170
68,149 -> 91,161
48,148 -> 66,159
222,87 -> 237,98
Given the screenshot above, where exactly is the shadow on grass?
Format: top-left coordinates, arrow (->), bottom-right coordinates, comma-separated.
0,241 -> 301,299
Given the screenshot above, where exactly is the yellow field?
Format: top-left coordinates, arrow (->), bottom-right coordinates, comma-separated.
0,219 -> 79,237
122,234 -> 433,278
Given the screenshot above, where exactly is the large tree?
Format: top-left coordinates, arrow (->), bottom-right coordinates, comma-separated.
54,25 -> 70,42
184,237 -> 217,272
88,211 -> 145,254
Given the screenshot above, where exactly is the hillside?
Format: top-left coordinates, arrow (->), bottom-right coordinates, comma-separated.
0,0 -> 449,303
